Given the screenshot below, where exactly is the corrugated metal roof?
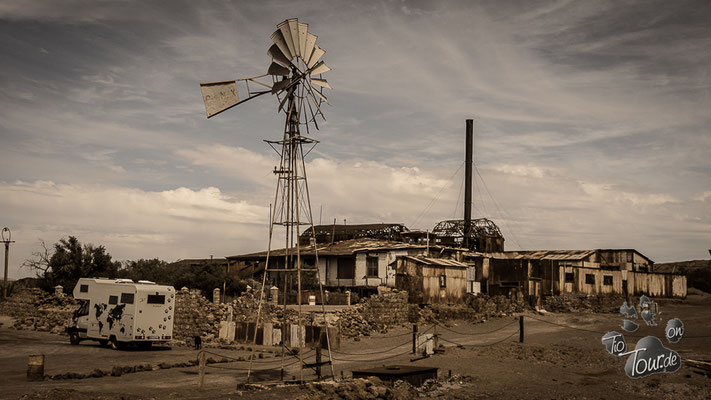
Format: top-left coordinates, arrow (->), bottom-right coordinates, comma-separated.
468,250 -> 597,261
227,238 -> 428,260
397,255 -> 468,268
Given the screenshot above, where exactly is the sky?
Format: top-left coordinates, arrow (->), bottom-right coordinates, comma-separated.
1,0 -> 709,279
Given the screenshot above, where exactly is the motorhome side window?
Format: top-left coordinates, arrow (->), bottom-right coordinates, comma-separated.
108,295 -> 118,305
147,294 -> 165,304
120,293 -> 134,304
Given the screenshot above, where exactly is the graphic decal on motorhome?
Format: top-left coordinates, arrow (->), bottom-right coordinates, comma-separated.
94,304 -> 106,332
107,304 -> 126,330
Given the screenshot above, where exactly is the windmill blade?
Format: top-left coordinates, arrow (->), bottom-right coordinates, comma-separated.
268,44 -> 292,67
305,83 -> 326,118
288,19 -> 300,57
270,29 -> 293,61
297,22 -> 308,59
311,78 -> 331,89
200,80 -> 239,118
303,33 -> 317,65
278,86 -> 295,113
271,78 -> 291,94
306,94 -> 320,130
311,85 -> 329,103
277,20 -> 297,59
309,61 -> 331,76
268,62 -> 290,77
307,45 -> 325,68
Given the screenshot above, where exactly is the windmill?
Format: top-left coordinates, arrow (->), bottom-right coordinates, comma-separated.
200,18 -> 334,382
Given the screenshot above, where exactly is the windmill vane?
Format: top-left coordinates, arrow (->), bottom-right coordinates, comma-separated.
199,17 -> 331,130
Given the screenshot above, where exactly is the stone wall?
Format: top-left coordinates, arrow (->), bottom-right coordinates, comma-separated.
0,288 -> 77,334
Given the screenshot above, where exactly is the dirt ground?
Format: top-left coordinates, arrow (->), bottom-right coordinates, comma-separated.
2,291 -> 710,399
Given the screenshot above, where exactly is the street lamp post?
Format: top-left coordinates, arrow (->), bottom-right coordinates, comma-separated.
2,227 -> 15,298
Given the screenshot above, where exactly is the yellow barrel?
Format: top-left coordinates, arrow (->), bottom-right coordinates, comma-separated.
27,354 -> 45,381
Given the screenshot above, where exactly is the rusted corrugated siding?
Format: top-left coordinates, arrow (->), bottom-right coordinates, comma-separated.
421,265 -> 466,304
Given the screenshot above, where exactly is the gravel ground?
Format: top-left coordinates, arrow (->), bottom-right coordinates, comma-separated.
2,290 -> 710,399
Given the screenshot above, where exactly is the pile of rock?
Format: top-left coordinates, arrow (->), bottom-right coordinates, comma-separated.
336,291 -> 410,338
544,294 -> 625,313
359,290 -> 409,332
173,288 -> 221,342
173,287 -> 286,344
0,288 -> 77,334
336,307 -> 372,338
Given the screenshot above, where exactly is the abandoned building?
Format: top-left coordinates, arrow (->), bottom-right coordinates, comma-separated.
393,255 -> 468,304
464,249 -> 686,299
224,121 -> 685,301
227,237 -> 432,294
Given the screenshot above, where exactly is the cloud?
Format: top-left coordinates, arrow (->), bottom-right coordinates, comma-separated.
0,0 -> 709,276
493,164 -> 546,178
0,180 -> 269,278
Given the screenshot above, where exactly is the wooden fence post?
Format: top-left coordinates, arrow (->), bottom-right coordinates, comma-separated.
433,325 -> 439,351
315,346 -> 322,379
198,351 -> 206,390
519,316 -> 524,343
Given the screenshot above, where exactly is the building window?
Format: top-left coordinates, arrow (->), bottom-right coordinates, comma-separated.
603,276 -> 613,286
565,273 -> 574,283
585,274 -> 595,285
366,256 -> 379,277
80,284 -> 89,293
120,293 -> 135,304
626,252 -> 633,262
439,275 -> 447,288
337,257 -> 355,279
108,295 -> 118,305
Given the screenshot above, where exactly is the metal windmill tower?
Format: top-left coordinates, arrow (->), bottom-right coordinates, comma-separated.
200,18 -> 333,382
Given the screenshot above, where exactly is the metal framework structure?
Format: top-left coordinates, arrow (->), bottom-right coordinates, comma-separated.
200,18 -> 334,383
299,223 -> 409,245
432,218 -> 504,251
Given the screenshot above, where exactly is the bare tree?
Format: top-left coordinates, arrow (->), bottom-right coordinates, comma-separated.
22,239 -> 53,281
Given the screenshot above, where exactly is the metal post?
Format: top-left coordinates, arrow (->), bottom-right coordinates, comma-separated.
3,242 -> 8,298
519,316 -> 524,343
2,227 -> 13,299
464,120 -> 473,249
412,324 -> 418,354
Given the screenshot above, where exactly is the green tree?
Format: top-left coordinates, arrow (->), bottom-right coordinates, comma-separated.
24,236 -> 120,292
119,258 -> 170,284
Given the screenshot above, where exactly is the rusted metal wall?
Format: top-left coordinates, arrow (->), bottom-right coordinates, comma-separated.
558,266 -> 685,298
395,258 -> 466,304
421,265 -> 466,304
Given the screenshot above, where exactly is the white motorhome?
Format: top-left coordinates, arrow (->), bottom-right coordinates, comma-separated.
68,278 -> 175,349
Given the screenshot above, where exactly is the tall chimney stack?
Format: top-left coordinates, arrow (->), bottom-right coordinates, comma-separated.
464,119 -> 473,248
